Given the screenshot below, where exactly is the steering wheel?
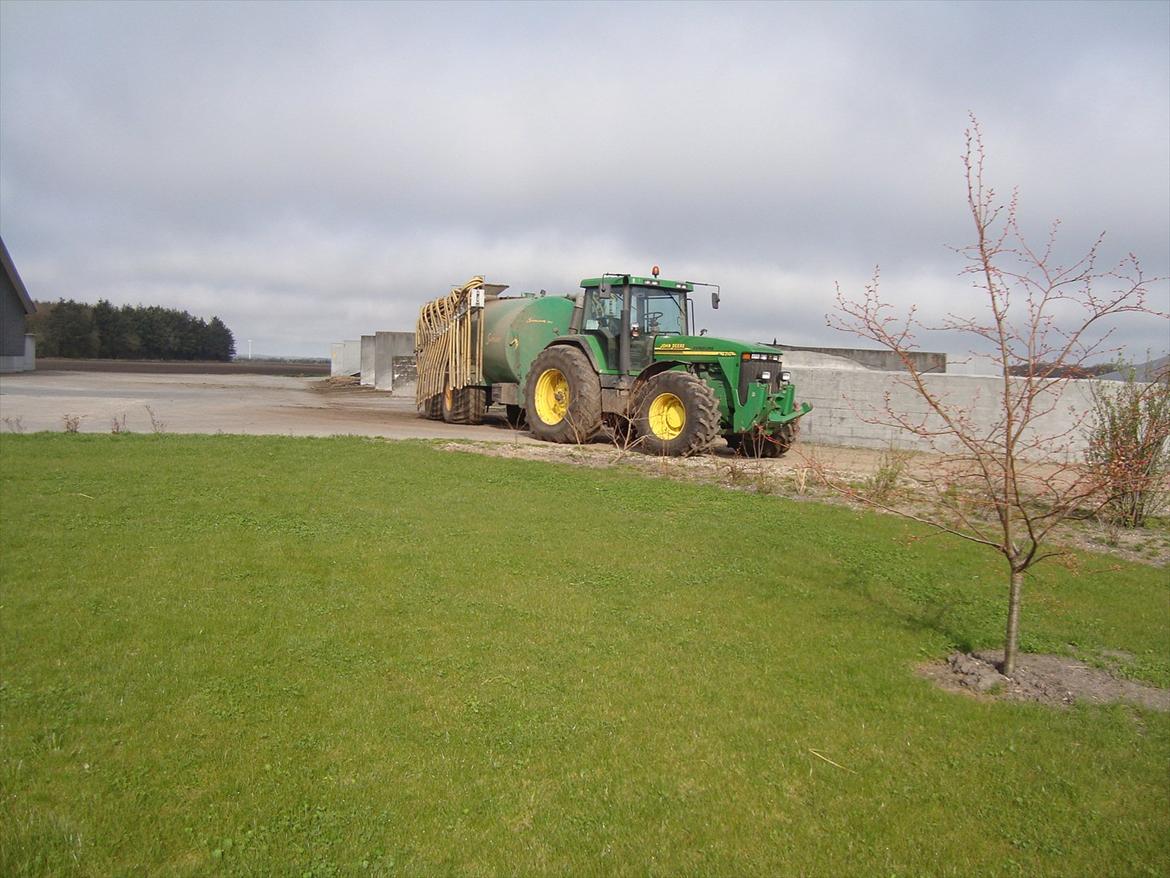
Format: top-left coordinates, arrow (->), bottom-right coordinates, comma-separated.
643,311 -> 664,332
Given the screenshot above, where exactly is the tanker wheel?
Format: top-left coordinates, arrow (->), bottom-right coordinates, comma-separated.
421,394 -> 442,420
465,387 -> 486,425
633,371 -> 721,457
524,346 -> 602,444
440,385 -> 461,423
441,386 -> 486,425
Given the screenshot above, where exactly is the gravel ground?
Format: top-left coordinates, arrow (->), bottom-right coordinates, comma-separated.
0,370 -> 529,442
34,357 -> 330,376
0,370 -> 900,474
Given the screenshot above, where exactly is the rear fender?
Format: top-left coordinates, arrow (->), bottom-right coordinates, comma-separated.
518,336 -> 606,393
544,336 -> 605,374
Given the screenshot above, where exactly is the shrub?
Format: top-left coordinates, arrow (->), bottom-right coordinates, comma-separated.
1085,365 -> 1170,528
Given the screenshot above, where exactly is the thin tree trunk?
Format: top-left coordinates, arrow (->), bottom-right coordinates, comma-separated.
1002,569 -> 1024,677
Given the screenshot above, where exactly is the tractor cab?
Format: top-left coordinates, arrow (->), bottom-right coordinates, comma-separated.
578,274 -> 694,373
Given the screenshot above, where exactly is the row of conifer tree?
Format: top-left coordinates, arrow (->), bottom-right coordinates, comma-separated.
28,299 -> 236,361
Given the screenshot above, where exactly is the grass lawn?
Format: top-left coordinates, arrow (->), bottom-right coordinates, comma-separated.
1,434 -> 1167,876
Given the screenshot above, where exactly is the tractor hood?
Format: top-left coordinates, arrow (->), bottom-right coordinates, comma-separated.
651,335 -> 782,362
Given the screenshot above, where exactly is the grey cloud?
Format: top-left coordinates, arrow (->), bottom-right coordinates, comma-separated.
1,0 -> 1166,356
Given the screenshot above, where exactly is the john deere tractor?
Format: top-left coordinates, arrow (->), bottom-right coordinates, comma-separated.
415,272 -> 810,456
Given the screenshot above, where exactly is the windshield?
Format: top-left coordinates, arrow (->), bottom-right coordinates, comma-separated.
633,290 -> 687,335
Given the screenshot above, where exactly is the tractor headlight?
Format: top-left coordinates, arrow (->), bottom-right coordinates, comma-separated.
760,371 -> 772,382
780,370 -> 791,383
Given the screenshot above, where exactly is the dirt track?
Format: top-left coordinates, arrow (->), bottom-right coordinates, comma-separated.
0,369 -> 880,469
34,357 -> 329,376
4,370 -> 1164,566
0,371 -> 528,442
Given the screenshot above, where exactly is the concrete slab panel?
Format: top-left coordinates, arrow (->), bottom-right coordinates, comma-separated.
341,340 -> 361,376
360,335 -> 375,386
374,331 -> 415,391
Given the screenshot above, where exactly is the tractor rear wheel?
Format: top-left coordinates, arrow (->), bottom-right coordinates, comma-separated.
524,346 -> 602,444
633,371 -> 721,456
422,395 -> 442,420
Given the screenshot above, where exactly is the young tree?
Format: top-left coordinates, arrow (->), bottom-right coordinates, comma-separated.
821,117 -> 1167,677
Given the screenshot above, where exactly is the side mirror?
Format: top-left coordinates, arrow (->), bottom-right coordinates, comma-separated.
711,290 -> 720,310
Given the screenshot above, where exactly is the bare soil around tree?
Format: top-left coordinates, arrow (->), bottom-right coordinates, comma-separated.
918,651 -> 1170,711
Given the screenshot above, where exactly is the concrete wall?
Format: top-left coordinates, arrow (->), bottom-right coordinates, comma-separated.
779,344 -> 947,374
792,365 -> 1099,461
329,342 -> 345,376
374,331 -> 414,391
360,336 -> 375,386
341,340 -> 361,376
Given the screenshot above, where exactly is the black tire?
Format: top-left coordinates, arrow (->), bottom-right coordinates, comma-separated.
734,423 -> 795,458
441,386 -> 487,425
524,346 -> 602,444
602,412 -> 634,445
421,395 -> 442,420
440,385 -> 459,423
774,422 -> 796,456
633,371 -> 721,456
505,404 -> 526,429
462,387 -> 486,425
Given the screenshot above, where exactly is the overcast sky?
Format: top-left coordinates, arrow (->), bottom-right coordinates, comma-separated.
1,0 -> 1167,358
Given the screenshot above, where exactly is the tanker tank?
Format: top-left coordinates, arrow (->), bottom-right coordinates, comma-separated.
480,295 -> 575,386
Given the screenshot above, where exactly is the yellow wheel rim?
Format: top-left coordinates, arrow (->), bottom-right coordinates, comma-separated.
443,387 -> 454,411
534,368 -> 570,425
648,392 -> 686,440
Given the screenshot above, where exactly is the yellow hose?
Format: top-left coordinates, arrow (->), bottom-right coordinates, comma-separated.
415,276 -> 485,408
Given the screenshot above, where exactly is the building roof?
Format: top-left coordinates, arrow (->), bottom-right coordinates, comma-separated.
0,236 -> 36,315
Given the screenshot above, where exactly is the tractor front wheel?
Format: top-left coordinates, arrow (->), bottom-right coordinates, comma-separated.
733,423 -> 796,458
524,346 -> 603,444
633,371 -> 721,456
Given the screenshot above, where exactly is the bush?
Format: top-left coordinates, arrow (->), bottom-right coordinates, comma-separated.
1085,366 -> 1170,528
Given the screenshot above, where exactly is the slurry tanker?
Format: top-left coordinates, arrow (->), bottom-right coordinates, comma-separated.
415,270 -> 809,456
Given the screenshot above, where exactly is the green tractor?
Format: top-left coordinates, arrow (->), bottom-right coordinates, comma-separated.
415,272 -> 811,457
